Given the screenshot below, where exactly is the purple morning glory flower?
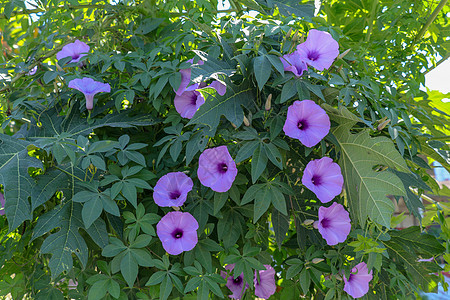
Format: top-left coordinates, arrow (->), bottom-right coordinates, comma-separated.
156,211 -> 199,255
302,157 -> 344,203
174,81 -> 226,119
153,172 -> 193,207
197,146 -> 238,192
254,265 -> 276,299
68,77 -> 111,110
316,202 -> 351,245
283,100 -> 330,147
28,66 -> 37,76
343,262 -> 373,299
0,192 -> 5,216
280,52 -> 308,77
56,40 -> 90,63
174,84 -> 205,119
220,264 -> 249,299
296,29 -> 339,71
175,59 -> 204,96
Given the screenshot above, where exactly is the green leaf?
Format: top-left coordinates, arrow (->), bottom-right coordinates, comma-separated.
280,80 -> 297,103
120,251 -> 139,288
82,196 -> 103,229
254,187 -> 272,222
268,0 -> 315,18
88,279 -> 108,300
188,80 -> 254,133
324,106 -> 408,228
31,164 -> 108,279
272,207 -> 290,248
160,275 -> 173,300
254,55 -> 272,90
251,145 -> 268,183
264,142 -> 283,169
0,133 -> 43,231
389,226 -> 445,256
190,50 -> 236,82
32,200 -> 108,279
146,271 -> 166,286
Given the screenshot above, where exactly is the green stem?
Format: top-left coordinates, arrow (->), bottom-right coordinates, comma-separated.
415,0 -> 448,43
365,0 -> 378,43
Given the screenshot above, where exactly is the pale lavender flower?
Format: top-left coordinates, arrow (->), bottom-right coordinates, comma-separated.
220,264 -> 249,299
153,172 -> 193,207
156,211 -> 198,255
302,157 -> 344,203
197,146 -> 237,192
175,59 -> 204,96
254,265 -> 276,299
174,81 -> 226,119
56,40 -> 90,63
280,52 -> 308,77
315,202 -> 351,245
0,192 -> 4,216
283,100 -> 330,147
68,77 -> 111,110
296,29 -> 339,71
174,84 -> 205,119
28,66 -> 37,76
343,262 -> 373,299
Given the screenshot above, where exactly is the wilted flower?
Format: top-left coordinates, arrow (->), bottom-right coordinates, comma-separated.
343,262 -> 373,299
296,29 -> 339,71
68,77 -> 111,110
283,100 -> 330,147
220,264 -> 249,299
302,157 -> 344,203
316,202 -> 351,245
280,52 -> 308,77
56,40 -> 90,63
254,265 -> 276,299
153,172 -> 193,207
197,146 -> 237,192
0,192 -> 5,216
156,211 -> 198,255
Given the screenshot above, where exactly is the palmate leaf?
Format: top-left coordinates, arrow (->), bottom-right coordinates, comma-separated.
188,80 -> 254,132
323,105 -> 409,228
0,133 -> 43,231
20,105 -> 156,146
31,163 -> 108,279
190,50 -> 236,83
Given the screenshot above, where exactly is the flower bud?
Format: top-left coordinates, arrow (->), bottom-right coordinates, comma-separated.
303,219 -> 315,226
292,30 -> 299,43
265,94 -> 272,111
172,206 -> 180,211
377,118 -> 390,131
338,49 -> 351,60
230,122 -> 237,128
243,115 -> 250,127
286,27 -> 292,39
312,258 -> 324,264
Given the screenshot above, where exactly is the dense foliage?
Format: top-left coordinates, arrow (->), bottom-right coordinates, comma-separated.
0,0 -> 449,299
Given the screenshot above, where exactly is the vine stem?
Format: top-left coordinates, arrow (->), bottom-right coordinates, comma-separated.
414,0 -> 448,43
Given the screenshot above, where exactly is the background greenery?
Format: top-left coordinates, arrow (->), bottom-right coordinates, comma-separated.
0,0 -> 449,299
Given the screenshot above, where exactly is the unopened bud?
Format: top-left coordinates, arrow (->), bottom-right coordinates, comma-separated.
55,61 -> 64,72
292,31 -> 299,43
172,206 -> 180,211
265,94 -> 272,111
230,122 -> 237,128
338,49 -> 351,60
335,274 -> 343,281
299,33 -> 304,43
243,115 -> 250,127
377,118 -> 390,131
303,219 -> 314,226
337,64 -> 343,73
312,258 -> 324,264
286,27 -> 292,39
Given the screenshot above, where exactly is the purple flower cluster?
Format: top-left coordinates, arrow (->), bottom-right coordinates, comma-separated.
174,59 -> 226,119
280,29 -> 339,76
54,39 -> 111,111
222,264 -> 276,299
